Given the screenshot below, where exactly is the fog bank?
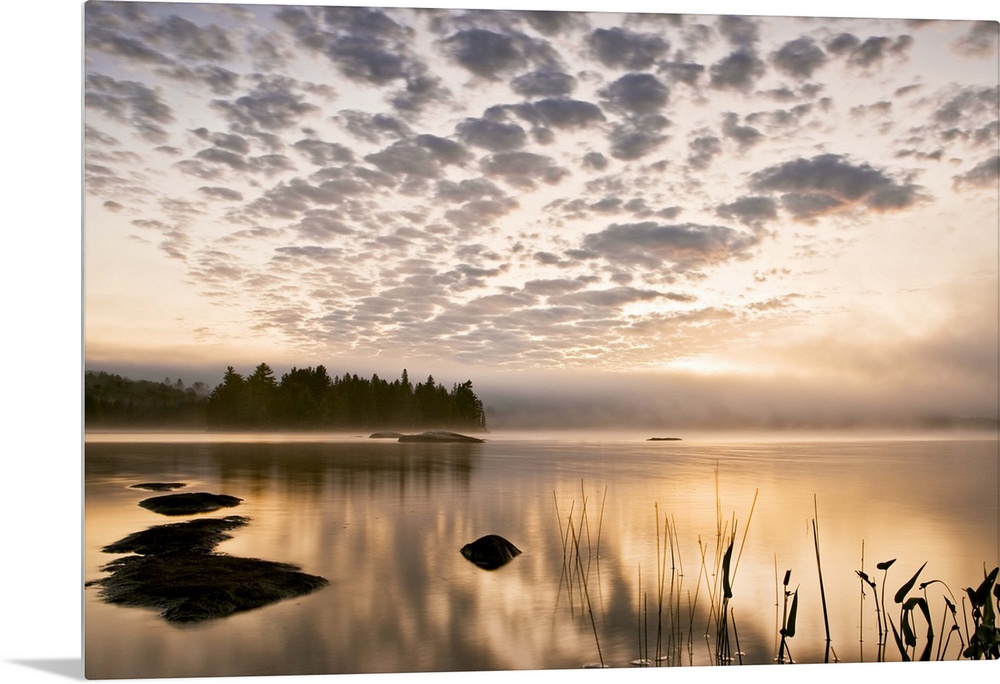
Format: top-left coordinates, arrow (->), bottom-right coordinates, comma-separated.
477,369 -> 999,431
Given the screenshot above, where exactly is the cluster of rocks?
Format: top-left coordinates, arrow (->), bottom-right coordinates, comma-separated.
87,482 -> 327,623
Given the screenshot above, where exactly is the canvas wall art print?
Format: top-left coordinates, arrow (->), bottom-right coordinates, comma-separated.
83,1 -> 999,681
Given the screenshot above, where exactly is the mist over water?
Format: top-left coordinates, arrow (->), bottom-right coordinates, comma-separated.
84,430 -> 999,678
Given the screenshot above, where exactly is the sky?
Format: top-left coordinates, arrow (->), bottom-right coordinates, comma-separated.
80,0 -> 999,429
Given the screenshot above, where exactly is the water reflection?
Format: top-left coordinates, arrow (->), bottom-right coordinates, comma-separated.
84,434 -> 999,678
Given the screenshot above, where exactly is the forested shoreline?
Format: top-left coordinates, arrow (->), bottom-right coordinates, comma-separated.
84,365 -> 487,432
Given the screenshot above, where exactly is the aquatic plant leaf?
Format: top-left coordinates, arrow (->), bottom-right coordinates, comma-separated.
901,608 -> 916,648
944,596 -> 957,616
785,588 -> 799,638
894,562 -> 927,604
888,618 -> 910,662
877,559 -> 896,571
975,567 -> 999,606
721,539 -> 734,599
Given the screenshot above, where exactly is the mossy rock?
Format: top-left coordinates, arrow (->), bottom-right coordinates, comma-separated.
102,516 -> 250,556
88,552 -> 328,622
139,492 -> 243,516
460,534 -> 521,570
131,482 -> 187,491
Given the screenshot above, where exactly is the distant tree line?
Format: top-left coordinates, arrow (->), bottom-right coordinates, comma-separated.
206,364 -> 486,431
85,371 -> 209,427
85,366 -> 487,432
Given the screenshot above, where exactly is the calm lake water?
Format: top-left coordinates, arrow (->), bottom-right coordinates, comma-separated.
83,430 -> 999,679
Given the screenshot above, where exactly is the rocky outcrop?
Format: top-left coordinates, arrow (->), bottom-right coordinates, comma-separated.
138,492 -> 243,516
398,430 -> 485,443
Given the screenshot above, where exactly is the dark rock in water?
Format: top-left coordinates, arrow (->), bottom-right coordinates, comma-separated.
647,437 -> 683,441
461,534 -> 521,570
87,552 -> 328,623
399,430 -> 485,443
102,516 -> 250,556
369,431 -> 405,439
131,482 -> 186,491
139,492 -> 242,516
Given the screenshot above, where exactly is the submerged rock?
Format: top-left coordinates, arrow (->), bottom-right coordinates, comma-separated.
101,516 -> 250,556
460,534 -> 521,570
369,431 -> 405,439
646,437 -> 683,441
87,553 -> 328,623
131,482 -> 186,491
139,492 -> 243,516
398,431 -> 485,443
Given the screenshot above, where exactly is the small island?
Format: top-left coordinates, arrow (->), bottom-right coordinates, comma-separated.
398,431 -> 485,443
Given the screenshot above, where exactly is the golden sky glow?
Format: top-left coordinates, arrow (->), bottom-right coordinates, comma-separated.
81,0 -> 999,427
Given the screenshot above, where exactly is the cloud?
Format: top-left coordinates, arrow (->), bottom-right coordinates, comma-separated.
715,196 -> 778,226
337,110 -> 412,143
415,134 -> 473,165
85,74 -> 174,142
193,128 -> 248,153
749,154 -> 927,217
687,135 -> 721,170
157,13 -> 237,62
444,197 -> 520,230
86,10 -> 171,65
717,15 -> 760,48
456,117 -> 527,150
530,98 -> 606,129
131,218 -> 191,262
952,20 -> 999,57
194,146 -> 247,170
242,174 -> 374,219
587,27 -> 670,70
607,119 -> 669,160
771,37 -> 827,78
436,177 -> 508,202
582,152 -> 608,170
510,69 -> 576,97
198,186 -> 244,202
932,85 -> 998,128
293,138 -> 355,166
581,221 -> 761,271
709,49 -> 766,91
600,73 -> 670,114
292,210 -> 354,241
441,28 -> 556,79
721,112 -> 763,149
365,141 -> 445,179
826,33 -> 913,68
480,151 -> 569,188
274,5 -> 451,112
85,2 -> 237,64
662,61 -> 705,86
276,6 -> 406,85
952,155 -> 1000,190
553,286 -> 695,308
211,75 -> 319,131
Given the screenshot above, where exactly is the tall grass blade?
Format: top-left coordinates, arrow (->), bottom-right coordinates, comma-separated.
895,562 -> 928,604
